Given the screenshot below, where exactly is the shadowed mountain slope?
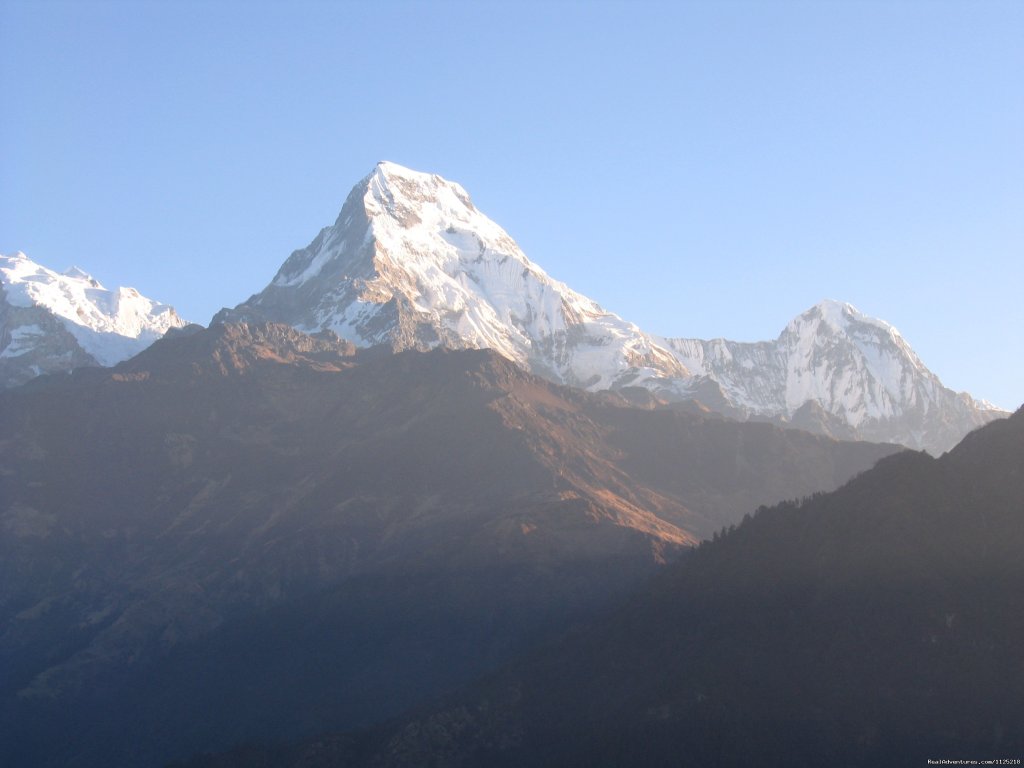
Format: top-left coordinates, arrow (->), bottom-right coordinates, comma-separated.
273,405 -> 1024,768
0,322 -> 897,767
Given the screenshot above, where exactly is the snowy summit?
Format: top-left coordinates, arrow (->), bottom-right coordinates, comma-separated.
0,251 -> 188,387
219,162 -> 1004,454
660,299 -> 1003,452
220,161 -> 685,390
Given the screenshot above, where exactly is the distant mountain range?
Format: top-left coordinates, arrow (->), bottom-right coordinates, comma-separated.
219,161 -> 1006,453
1,163 -> 1009,453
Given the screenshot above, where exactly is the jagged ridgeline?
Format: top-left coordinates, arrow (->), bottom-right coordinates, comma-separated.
0,253 -> 187,388
2,164 -> 1005,452
217,162 -> 1003,453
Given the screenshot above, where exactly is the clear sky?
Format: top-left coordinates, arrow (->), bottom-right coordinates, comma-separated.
2,0 -> 1021,409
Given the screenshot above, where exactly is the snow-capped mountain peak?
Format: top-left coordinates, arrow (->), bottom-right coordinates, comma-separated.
661,299 -> 1004,453
221,161 -> 688,390
367,161 -> 478,218
219,163 -> 1004,454
794,299 -> 914,349
779,300 -> 931,422
1,251 -> 188,387
60,265 -> 102,286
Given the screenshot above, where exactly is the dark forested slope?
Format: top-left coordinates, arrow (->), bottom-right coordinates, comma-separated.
245,405 -> 1024,768
0,322 -> 894,768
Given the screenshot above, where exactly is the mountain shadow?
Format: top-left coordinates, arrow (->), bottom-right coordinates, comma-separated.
202,404 -> 1024,767
0,322 -> 897,767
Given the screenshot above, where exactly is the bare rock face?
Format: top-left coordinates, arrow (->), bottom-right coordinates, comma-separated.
0,292 -> 98,387
218,163 -> 1005,454
0,252 -> 188,388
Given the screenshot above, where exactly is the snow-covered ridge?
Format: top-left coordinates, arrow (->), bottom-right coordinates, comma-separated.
3,166 -> 1002,453
659,299 -> 1004,452
222,161 -> 689,391
1,252 -> 187,386
222,161 -> 1006,454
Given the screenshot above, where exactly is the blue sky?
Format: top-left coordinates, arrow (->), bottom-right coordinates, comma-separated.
1,0 -> 1021,409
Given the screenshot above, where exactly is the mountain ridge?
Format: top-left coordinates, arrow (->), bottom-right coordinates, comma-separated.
218,161 -> 687,391
217,161 -> 1006,454
0,320 -> 898,767
660,298 -> 1003,452
207,406 -> 1024,768
0,251 -> 188,388
2,165 -> 1007,453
